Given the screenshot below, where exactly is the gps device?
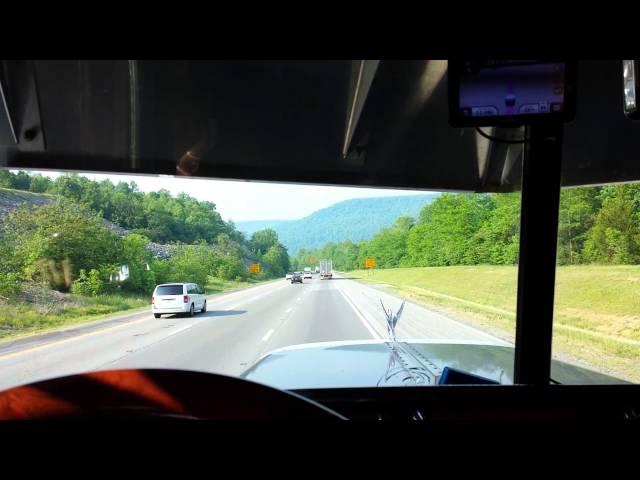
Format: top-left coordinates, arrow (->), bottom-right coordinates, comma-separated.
448,60 -> 576,127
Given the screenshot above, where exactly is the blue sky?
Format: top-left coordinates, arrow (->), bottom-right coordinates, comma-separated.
26,170 -> 438,222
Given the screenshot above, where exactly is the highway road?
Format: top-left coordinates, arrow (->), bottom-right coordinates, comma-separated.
0,273 -> 508,391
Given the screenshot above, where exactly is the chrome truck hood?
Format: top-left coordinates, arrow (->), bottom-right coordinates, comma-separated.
240,339 -> 624,390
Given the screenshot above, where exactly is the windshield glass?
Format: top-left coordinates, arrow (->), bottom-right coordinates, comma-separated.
0,168 -> 632,391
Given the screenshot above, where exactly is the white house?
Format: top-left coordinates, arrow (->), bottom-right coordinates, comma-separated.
110,264 -> 130,283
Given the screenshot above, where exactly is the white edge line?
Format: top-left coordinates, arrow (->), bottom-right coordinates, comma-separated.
338,289 -> 383,340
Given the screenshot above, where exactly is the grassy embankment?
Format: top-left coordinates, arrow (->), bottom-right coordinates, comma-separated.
346,265 -> 640,382
0,276 -> 264,341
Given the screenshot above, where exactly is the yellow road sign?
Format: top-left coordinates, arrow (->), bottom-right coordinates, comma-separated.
365,257 -> 376,269
309,258 -> 317,264
249,263 -> 261,273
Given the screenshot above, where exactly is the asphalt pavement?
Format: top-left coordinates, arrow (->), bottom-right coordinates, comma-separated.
0,273 -> 507,390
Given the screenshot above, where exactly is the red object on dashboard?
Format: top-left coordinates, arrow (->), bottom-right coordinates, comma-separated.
0,370 -> 186,419
0,369 -> 344,420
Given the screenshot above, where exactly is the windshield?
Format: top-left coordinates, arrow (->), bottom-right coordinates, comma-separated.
0,169 -> 634,391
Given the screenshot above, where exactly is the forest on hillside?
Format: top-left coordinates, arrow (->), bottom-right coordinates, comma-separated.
239,194 -> 437,255
292,185 -> 640,271
0,171 -> 290,298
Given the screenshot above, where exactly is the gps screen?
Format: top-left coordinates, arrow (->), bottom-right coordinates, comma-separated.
456,60 -> 567,121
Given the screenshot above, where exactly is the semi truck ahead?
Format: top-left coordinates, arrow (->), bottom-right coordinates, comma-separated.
320,259 -> 333,279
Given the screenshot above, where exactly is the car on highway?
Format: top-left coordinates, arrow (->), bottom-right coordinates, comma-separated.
285,272 -> 293,280
304,271 -> 312,279
291,272 -> 303,284
152,283 -> 206,318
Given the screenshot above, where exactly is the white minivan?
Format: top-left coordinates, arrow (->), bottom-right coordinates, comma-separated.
152,283 -> 207,318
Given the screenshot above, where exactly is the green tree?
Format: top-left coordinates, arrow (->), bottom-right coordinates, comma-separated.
28,174 -> 53,193
163,244 -> 215,287
331,240 -> 361,271
109,182 -> 146,230
0,272 -> 21,299
224,221 -> 247,244
120,234 -> 156,292
250,229 -> 280,257
50,174 -> 89,201
262,244 -> 290,277
10,171 -> 32,190
393,216 -> 415,231
407,194 -> 494,266
471,193 -> 520,265
583,189 -> 640,264
1,199 -> 123,290
0,170 -> 12,188
215,233 -> 243,258
150,258 -> 172,285
71,269 -> 104,296
364,226 -> 410,268
292,248 -> 310,271
557,187 -> 600,265
217,256 -> 246,280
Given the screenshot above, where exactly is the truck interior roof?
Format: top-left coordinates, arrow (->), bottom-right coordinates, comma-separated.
2,60 -> 639,191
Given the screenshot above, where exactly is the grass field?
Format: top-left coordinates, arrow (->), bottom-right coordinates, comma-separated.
0,276 -> 263,342
346,265 -> 640,383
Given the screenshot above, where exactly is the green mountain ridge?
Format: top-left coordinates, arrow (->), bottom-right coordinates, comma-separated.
236,194 -> 438,255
